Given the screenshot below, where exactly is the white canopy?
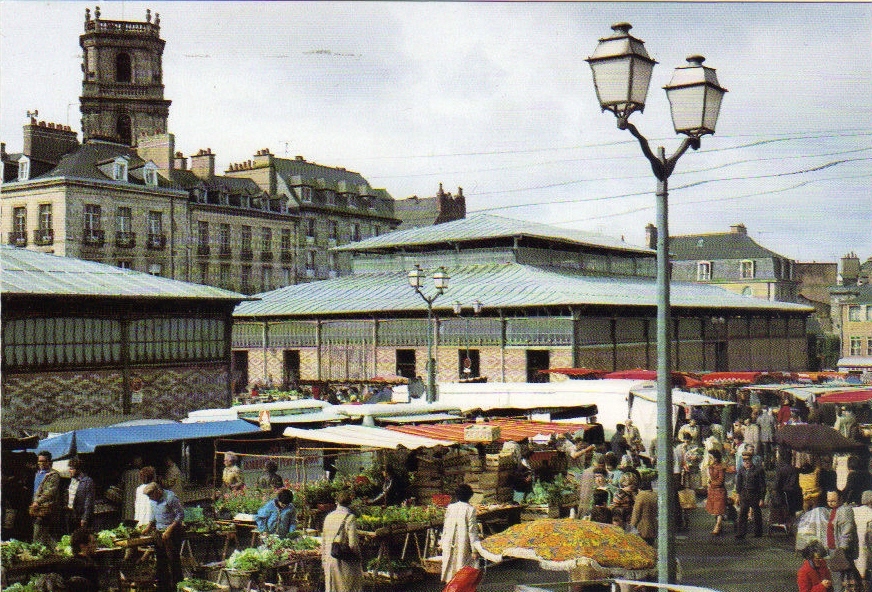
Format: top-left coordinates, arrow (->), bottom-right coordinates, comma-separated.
282,424 -> 454,449
630,387 -> 736,407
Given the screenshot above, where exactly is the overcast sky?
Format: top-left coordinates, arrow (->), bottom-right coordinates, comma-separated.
2,2 -> 870,263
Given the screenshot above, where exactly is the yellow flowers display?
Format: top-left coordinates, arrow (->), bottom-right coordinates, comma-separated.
481,518 -> 656,569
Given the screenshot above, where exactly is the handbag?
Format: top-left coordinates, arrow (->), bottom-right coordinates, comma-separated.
330,514 -> 359,561
678,488 -> 697,510
828,548 -> 851,572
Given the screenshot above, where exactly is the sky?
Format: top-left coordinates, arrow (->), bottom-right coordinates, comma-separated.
2,2 -> 870,263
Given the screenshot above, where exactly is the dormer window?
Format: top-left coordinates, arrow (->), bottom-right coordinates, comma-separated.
113,157 -> 129,182
300,186 -> 313,203
143,162 -> 158,187
740,260 -> 755,279
697,261 -> 712,281
17,156 -> 30,181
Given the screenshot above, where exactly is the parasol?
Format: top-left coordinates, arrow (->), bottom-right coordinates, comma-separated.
775,423 -> 863,454
477,518 -> 655,579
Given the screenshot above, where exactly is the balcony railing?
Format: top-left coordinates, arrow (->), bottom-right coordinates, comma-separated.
280,250 -> 293,262
9,232 -> 27,247
197,244 -> 211,257
82,229 -> 105,247
219,245 -> 232,259
33,229 -> 54,246
240,249 -> 253,261
146,233 -> 167,250
115,231 -> 135,248
260,251 -> 273,262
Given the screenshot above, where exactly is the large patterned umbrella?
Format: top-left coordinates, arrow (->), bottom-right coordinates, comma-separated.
477,518 -> 656,579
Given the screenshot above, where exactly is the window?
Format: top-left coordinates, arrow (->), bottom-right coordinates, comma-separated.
219,224 -> 231,255
116,52 -> 132,82
740,260 -> 755,279
198,221 -> 209,247
300,186 -> 313,203
324,190 -> 336,206
148,263 -> 162,276
849,306 -> 862,322
116,115 -> 132,146
282,267 -> 292,286
868,338 -> 872,356
199,263 -> 209,285
143,162 -> 158,187
17,156 -> 29,181
281,228 -> 292,251
328,252 -> 336,271
373,225 -> 381,237
261,227 -> 272,252
118,260 -> 132,270
351,223 -> 361,242
850,337 -> 862,356
241,226 -> 252,255
697,261 -> 711,281
305,218 -> 316,239
867,307 -> 872,322
328,220 -> 338,241
305,251 -> 316,277
39,203 -> 52,231
113,157 -> 129,182
241,265 -> 252,293
116,207 -> 132,233
147,211 -> 163,235
84,204 -> 101,235
220,263 -> 231,289
262,266 -> 272,292
13,207 -> 26,236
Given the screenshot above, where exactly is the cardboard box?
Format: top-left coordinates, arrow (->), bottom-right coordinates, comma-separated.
464,424 -> 501,443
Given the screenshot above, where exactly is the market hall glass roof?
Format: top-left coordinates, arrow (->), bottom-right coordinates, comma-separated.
235,214 -> 812,319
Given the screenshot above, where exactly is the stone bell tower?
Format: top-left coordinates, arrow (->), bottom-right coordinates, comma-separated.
79,6 -> 171,145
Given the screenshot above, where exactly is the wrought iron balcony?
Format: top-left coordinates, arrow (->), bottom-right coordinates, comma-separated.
146,233 -> 166,250
82,229 -> 105,247
115,231 -> 135,248
33,229 -> 54,246
197,244 -> 211,257
9,232 -> 27,247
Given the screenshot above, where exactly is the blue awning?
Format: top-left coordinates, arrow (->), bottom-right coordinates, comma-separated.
34,420 -> 261,459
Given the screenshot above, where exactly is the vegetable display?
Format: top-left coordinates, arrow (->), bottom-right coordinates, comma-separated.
1,540 -> 55,564
260,532 -> 320,560
480,518 -> 656,570
177,578 -> 222,590
356,504 -> 444,532
226,547 -> 280,571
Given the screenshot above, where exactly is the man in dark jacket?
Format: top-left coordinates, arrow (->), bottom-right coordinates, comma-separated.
31,450 -> 61,546
735,451 -> 767,539
67,456 -> 96,532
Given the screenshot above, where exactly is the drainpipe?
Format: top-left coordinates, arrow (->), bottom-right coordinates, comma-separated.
499,309 -> 506,383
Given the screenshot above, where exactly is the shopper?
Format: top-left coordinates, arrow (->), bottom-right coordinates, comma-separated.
142,482 -> 185,592
440,483 -> 481,584
321,489 -> 362,592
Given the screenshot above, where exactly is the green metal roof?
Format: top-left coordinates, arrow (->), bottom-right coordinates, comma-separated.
670,230 -> 783,260
233,262 -> 813,318
334,213 -> 653,255
1,246 -> 250,301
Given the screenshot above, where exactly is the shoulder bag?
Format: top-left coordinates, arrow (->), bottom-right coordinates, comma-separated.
331,514 -> 359,561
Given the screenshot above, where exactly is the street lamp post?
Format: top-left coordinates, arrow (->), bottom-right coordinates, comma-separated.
408,264 -> 450,403
587,22 -> 727,584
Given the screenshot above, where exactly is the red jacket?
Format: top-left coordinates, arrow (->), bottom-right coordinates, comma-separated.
797,559 -> 831,592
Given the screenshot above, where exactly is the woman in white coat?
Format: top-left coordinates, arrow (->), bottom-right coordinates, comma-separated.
853,490 -> 872,589
440,483 -> 481,583
321,490 -> 362,592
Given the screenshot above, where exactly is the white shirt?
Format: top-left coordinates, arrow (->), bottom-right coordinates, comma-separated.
134,483 -> 153,526
68,478 -> 80,509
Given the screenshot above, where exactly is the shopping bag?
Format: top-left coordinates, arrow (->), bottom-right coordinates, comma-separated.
678,488 -> 697,510
442,565 -> 483,592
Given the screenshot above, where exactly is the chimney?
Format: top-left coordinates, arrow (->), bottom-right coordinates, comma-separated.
136,132 -> 175,173
841,252 -> 861,285
645,223 -> 657,249
23,120 -> 79,165
730,223 -> 747,235
173,151 -> 187,171
190,148 -> 215,180
253,147 -> 273,167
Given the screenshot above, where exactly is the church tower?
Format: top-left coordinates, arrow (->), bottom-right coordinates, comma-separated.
79,6 -> 171,145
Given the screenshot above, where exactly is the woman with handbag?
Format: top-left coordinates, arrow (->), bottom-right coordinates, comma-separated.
321,490 -> 362,592
440,483 -> 481,584
705,450 -> 728,535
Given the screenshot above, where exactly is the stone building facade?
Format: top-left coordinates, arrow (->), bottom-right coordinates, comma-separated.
669,223 -> 799,302
1,7 -> 401,294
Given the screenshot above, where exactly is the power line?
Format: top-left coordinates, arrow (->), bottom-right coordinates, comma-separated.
467,157 -> 872,213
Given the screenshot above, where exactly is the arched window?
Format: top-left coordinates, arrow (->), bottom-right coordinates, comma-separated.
116,114 -> 132,145
116,53 -> 132,83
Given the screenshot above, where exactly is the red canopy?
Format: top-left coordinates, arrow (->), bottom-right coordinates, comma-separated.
701,371 -> 761,385
538,368 -> 607,379
602,369 -> 704,388
386,418 -> 590,443
816,389 -> 872,404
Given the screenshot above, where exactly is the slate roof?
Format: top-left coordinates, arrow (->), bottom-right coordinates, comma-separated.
394,196 -> 440,230
274,156 -> 372,190
26,141 -> 178,190
334,213 -> 653,255
1,246 -> 249,301
171,169 -> 264,195
233,261 -> 813,318
844,284 -> 872,305
670,230 -> 783,260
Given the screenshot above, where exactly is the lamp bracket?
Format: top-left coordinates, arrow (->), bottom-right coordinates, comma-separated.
623,120 -> 700,181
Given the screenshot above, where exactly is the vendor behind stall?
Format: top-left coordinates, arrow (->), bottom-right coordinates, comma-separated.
255,488 -> 297,538
368,466 -> 408,507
